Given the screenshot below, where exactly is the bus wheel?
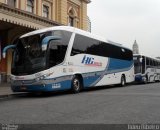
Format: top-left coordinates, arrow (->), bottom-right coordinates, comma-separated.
143,75 -> 148,84
120,75 -> 126,87
71,76 -> 82,93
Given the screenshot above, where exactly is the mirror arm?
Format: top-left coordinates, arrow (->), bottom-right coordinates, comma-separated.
41,36 -> 61,51
3,45 -> 16,58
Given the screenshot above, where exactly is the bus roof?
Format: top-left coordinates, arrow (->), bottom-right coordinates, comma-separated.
20,26 -> 131,51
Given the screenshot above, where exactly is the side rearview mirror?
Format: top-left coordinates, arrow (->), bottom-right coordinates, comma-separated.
139,58 -> 143,63
3,45 -> 16,58
41,36 -> 61,51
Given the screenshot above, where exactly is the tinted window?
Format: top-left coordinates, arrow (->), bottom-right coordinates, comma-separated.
47,31 -> 72,67
71,34 -> 99,55
150,59 -> 154,66
71,34 -> 133,61
142,56 -> 145,74
146,57 -> 150,65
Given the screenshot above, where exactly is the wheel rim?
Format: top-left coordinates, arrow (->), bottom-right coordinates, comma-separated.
122,80 -> 124,86
121,77 -> 125,86
73,79 -> 80,91
144,77 -> 147,83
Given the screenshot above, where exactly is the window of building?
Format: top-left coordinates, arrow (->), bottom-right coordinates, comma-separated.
27,0 -> 34,13
43,5 -> 49,18
69,16 -> 74,26
68,8 -> 76,27
7,0 -> 16,7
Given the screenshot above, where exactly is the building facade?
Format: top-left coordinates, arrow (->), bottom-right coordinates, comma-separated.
0,0 -> 90,82
87,16 -> 91,32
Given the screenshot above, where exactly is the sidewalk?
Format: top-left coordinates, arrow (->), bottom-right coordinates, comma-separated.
0,83 -> 13,98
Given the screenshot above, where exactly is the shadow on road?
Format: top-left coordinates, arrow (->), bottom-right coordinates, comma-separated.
4,82 -> 160,100
13,84 -> 131,98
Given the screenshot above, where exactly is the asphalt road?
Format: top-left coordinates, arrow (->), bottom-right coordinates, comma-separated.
0,82 -> 160,124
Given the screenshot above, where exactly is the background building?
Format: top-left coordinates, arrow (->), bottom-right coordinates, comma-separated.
87,16 -> 91,32
132,40 -> 139,54
0,0 -> 90,82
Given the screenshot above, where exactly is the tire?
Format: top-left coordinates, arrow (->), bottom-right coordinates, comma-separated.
143,75 -> 148,84
71,75 -> 82,93
120,75 -> 126,87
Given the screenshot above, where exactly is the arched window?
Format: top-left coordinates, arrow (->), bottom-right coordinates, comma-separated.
27,0 -> 34,13
69,16 -> 74,26
68,7 -> 78,27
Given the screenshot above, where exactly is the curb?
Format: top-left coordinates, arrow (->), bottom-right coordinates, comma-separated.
0,93 -> 28,100
0,94 -> 13,100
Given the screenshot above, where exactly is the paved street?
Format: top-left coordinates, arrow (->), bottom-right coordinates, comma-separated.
0,83 -> 160,124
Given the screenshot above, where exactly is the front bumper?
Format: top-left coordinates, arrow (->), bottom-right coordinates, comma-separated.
11,80 -> 72,92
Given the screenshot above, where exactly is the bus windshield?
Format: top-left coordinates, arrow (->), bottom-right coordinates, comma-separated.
133,56 -> 142,74
11,30 -> 72,75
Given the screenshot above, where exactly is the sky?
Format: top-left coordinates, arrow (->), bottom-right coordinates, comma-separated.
88,0 -> 160,58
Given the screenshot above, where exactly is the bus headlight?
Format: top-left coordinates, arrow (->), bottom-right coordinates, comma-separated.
35,74 -> 47,82
35,77 -> 40,82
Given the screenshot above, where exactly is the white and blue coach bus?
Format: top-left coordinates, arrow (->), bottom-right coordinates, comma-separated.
133,54 -> 160,83
3,26 -> 134,93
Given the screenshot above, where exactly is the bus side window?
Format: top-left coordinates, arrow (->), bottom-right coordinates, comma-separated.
146,58 -> 149,66
142,57 -> 145,74
150,59 -> 153,67
48,44 -> 58,67
48,41 -> 67,67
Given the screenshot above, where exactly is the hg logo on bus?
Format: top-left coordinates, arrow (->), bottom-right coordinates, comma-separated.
81,55 -> 102,67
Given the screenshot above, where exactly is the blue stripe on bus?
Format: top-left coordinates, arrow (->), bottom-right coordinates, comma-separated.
89,58 -> 111,87
107,58 -> 133,71
89,58 -> 133,86
83,75 -> 101,88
